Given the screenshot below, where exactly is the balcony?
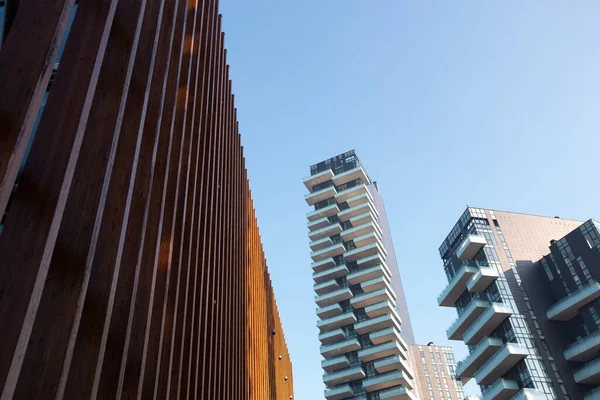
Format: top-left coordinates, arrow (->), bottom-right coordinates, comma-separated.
354,232 -> 383,248
319,328 -> 347,345
463,303 -> 513,345
312,257 -> 337,273
379,386 -> 416,400
341,221 -> 381,241
362,275 -> 394,294
456,337 -> 503,382
314,264 -> 349,284
308,216 -> 331,231
317,311 -> 357,332
317,303 -> 343,319
335,183 -> 369,203
314,279 -> 340,295
348,264 -> 391,286
446,300 -> 489,341
359,341 -> 405,363
584,386 -> 600,400
456,234 -> 487,260
332,165 -> 370,187
320,338 -> 361,359
547,281 -> 600,321
437,264 -> 478,307
366,301 -> 396,318
322,355 -> 350,373
307,203 -> 339,222
323,365 -> 366,387
510,388 -> 546,400
315,287 -> 353,307
310,237 -> 334,251
338,201 -> 377,222
351,212 -> 377,228
324,384 -> 354,400
363,370 -> 412,392
311,242 -> 345,262
374,355 -> 414,378
475,343 -> 529,385
303,169 -> 334,191
574,357 -> 600,384
309,223 -> 343,241
481,379 -> 519,400
565,329 -> 600,362
305,185 -> 337,206
346,191 -> 375,208
468,267 -> 499,293
355,313 -> 401,335
357,253 -> 387,269
351,288 -> 394,309
370,327 -> 403,346
345,241 -> 385,262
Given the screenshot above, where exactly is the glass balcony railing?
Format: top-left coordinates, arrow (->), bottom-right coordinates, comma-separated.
565,329 -> 600,362
547,281 -> 600,321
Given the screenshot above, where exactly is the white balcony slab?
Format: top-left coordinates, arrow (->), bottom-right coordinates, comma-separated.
481,379 -> 519,400
305,186 -> 337,206
457,234 -> 487,260
446,300 -> 489,341
320,338 -> 361,359
335,184 -> 369,203
314,264 -> 349,284
309,222 -> 343,241
338,201 -> 377,222
314,279 -> 340,295
456,337 -> 503,382
369,327 -> 403,346
565,329 -> 600,362
379,386 -> 417,400
323,365 -> 365,387
584,386 -> 600,400
359,341 -> 405,363
307,203 -> 339,222
341,221 -> 379,242
463,303 -> 513,345
348,264 -> 391,286
310,237 -> 334,251
350,211 -> 377,227
475,343 -> 528,385
303,169 -> 334,190
357,253 -> 387,269
311,242 -> 345,262
317,303 -> 343,320
346,191 -> 375,208
374,354 -> 414,378
438,264 -> 478,307
362,275 -> 394,295
574,357 -> 600,384
468,267 -> 499,293
312,257 -> 337,273
547,281 -> 600,321
363,370 -> 412,392
319,328 -> 347,345
366,301 -> 396,318
350,288 -> 394,309
355,313 -> 401,335
324,384 -> 354,400
316,287 -> 353,307
308,216 -> 331,231
317,311 -> 357,332
345,241 -> 385,262
332,166 -> 370,187
322,355 -> 350,373
354,232 -> 382,248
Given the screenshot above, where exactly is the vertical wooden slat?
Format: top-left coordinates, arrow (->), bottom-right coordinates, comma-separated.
0,0 -> 294,399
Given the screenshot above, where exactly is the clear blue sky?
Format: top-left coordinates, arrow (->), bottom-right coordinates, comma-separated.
219,1 -> 600,399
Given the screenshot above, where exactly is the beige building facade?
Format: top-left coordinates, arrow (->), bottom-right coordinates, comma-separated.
410,343 -> 465,400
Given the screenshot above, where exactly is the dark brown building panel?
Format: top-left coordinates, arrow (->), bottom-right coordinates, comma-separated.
0,1 -> 294,399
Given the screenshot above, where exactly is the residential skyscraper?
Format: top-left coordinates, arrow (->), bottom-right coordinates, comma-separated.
409,343 -> 465,400
437,207 -> 585,400
304,150 -> 417,400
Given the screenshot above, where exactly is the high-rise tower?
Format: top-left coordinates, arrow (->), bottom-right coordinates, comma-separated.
304,150 -> 416,400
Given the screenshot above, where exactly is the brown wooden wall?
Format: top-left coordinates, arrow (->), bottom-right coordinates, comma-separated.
0,0 -> 294,399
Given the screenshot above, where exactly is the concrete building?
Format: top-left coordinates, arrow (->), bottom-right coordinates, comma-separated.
437,207 -> 587,400
304,150 -> 417,399
409,342 -> 465,400
524,219 -> 600,399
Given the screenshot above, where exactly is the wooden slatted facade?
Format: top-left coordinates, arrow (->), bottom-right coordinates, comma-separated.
0,0 -> 294,399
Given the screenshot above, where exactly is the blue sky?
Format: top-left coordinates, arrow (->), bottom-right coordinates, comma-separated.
220,1 -> 600,398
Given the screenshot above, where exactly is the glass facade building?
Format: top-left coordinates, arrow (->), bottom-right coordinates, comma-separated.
305,150 -> 417,400
437,207 -> 589,400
